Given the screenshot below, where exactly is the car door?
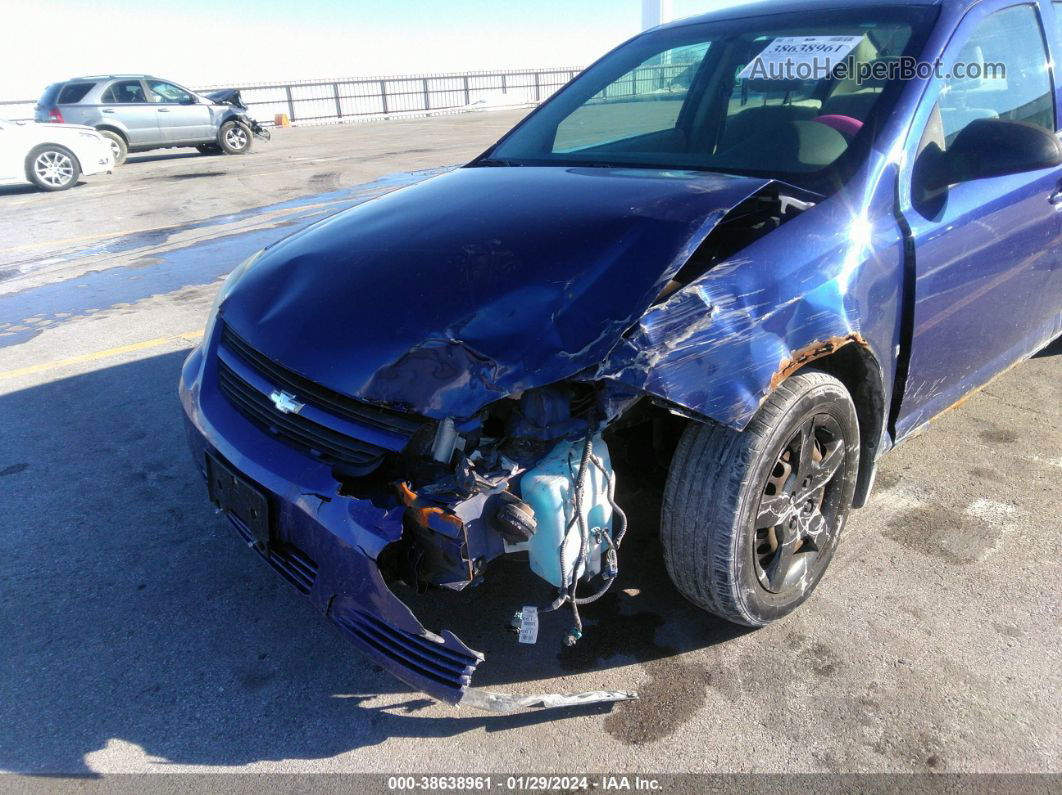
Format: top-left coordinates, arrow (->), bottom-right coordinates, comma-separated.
894,1 -> 1062,438
145,79 -> 214,144
1046,1 -> 1062,313
100,80 -> 164,146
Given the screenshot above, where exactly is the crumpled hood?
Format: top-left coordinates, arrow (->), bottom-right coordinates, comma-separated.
221,166 -> 771,418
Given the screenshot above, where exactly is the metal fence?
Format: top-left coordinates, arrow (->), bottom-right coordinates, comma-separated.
0,67 -> 583,126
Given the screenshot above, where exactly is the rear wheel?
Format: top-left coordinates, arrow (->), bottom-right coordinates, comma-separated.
661,370 -> 859,626
98,130 -> 127,166
27,145 -> 81,191
218,120 -> 252,155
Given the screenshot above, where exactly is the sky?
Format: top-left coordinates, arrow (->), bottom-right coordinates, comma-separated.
0,0 -> 739,100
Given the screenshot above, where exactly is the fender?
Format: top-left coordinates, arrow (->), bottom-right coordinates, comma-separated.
593,179 -> 905,504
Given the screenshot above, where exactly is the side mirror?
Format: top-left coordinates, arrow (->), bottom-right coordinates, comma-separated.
925,118 -> 1062,191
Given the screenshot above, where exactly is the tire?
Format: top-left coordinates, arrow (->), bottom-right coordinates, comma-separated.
27,145 -> 81,191
218,120 -> 252,155
98,130 -> 127,166
196,143 -> 222,155
661,370 -> 859,626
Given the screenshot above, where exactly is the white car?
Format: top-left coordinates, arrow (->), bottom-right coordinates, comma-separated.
0,119 -> 113,191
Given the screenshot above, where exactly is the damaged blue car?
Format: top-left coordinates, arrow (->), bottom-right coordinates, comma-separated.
180,0 -> 1062,709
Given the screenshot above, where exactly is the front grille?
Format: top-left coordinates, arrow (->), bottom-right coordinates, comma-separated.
221,326 -> 423,436
331,607 -> 480,691
227,514 -> 318,594
216,324 -> 429,473
218,360 -> 385,469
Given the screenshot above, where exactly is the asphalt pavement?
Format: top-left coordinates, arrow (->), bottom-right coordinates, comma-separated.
0,110 -> 1059,775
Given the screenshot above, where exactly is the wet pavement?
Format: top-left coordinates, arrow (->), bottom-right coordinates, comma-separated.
0,112 -> 1059,775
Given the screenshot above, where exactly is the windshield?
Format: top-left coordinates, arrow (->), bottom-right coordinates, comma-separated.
486,6 -> 935,188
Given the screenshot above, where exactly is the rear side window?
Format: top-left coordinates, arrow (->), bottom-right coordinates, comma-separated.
102,80 -> 148,103
939,5 -> 1054,145
57,83 -> 95,104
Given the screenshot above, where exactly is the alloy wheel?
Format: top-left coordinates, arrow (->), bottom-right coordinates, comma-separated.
225,126 -> 248,150
33,151 -> 75,188
753,414 -> 846,594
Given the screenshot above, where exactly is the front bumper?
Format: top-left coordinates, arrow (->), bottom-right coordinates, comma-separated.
180,323 -> 635,710
80,142 -> 114,176
180,323 -> 483,703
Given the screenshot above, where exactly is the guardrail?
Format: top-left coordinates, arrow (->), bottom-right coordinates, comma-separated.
0,67 -> 584,126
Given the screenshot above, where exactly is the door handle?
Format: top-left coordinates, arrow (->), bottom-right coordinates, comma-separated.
102,108 -> 114,113
157,108 -> 170,112
1050,189 -> 1062,205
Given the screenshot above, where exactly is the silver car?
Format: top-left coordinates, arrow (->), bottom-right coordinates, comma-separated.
35,74 -> 268,165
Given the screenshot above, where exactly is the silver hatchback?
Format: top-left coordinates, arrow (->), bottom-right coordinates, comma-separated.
35,74 -> 268,165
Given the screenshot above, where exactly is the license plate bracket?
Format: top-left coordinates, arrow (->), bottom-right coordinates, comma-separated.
206,453 -> 271,553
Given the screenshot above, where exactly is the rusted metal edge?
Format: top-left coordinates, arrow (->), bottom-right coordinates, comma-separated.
768,332 -> 870,392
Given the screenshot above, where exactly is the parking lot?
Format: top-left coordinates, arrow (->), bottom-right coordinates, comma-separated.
1,110 -> 1059,775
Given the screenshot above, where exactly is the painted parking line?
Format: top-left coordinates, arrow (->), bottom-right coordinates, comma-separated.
0,331 -> 202,380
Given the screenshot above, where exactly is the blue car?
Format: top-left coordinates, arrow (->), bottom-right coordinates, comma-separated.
180,0 -> 1062,708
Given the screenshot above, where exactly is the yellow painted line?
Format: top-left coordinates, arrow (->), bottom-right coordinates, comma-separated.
0,331 -> 202,380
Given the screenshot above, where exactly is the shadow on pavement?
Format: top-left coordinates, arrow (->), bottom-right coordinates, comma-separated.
0,185 -> 40,197
0,182 -> 92,197
125,151 -> 208,165
0,350 -> 744,772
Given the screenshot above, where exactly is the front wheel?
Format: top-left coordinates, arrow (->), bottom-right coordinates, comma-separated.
661,370 -> 859,626
218,121 -> 252,155
27,145 -> 81,191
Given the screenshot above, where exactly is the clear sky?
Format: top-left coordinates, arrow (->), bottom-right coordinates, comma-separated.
2,0 -> 739,99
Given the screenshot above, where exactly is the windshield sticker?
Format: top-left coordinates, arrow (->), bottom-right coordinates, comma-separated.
738,35 -> 865,81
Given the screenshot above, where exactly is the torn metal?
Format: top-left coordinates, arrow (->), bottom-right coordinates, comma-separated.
460,688 -> 638,713
202,88 -> 272,142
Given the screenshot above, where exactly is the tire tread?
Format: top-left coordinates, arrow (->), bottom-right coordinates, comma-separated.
662,371 -> 850,626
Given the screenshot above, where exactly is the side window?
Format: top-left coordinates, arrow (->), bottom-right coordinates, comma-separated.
103,81 -> 147,103
553,42 -> 711,152
146,80 -> 194,104
939,5 -> 1054,145
57,83 -> 95,104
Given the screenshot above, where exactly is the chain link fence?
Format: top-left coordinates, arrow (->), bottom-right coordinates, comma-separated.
0,67 -> 583,126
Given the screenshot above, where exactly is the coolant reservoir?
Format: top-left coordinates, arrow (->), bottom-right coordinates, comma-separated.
521,435 -> 613,588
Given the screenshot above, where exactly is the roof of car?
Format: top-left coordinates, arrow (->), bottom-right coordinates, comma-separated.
658,0 -> 945,29
66,74 -> 158,81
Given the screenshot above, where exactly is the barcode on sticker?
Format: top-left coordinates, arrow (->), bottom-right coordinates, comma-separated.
518,606 -> 539,644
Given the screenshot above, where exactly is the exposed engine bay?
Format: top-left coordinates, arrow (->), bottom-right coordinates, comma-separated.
359,382 -> 632,649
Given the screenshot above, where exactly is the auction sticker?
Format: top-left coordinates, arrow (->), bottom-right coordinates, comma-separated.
738,35 -> 864,80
